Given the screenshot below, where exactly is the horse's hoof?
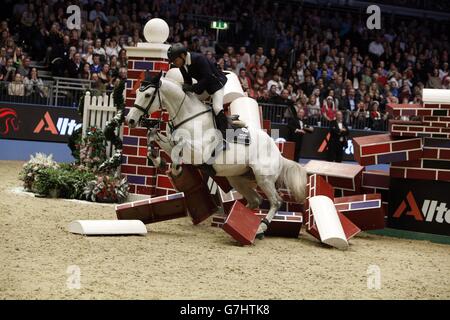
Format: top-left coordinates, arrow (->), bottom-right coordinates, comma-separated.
255,232 -> 265,240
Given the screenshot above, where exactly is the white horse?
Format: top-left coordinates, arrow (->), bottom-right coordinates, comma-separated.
126,71 -> 307,238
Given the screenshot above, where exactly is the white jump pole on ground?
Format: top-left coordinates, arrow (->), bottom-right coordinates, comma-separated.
67,220 -> 148,236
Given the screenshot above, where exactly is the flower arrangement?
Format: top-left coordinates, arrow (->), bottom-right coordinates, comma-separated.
19,153 -> 59,192
32,165 -> 95,199
83,175 -> 129,203
19,80 -> 130,203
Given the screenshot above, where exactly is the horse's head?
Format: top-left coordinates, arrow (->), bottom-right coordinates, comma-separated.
126,71 -> 163,128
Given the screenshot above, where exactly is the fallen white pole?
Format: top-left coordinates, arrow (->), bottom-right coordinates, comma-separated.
308,196 -> 349,250
67,220 -> 148,236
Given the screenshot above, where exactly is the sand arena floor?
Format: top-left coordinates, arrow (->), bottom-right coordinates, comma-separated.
0,160 -> 449,299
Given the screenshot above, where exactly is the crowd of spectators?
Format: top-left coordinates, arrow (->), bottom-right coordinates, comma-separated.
0,0 -> 449,131
358,0 -> 450,11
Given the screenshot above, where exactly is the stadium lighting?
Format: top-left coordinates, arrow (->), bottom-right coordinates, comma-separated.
211,21 -> 229,43
210,21 -> 229,30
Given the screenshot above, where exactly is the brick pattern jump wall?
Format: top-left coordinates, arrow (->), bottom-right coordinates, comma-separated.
121,55 -> 170,196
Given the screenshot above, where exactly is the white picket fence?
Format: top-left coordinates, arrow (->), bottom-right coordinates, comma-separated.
82,91 -> 122,157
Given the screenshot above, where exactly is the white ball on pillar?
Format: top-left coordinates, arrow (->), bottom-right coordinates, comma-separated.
143,18 -> 169,43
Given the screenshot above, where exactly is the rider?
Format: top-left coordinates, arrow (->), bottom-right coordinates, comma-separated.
167,43 -> 231,143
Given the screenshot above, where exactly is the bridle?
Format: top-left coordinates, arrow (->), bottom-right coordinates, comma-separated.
134,81 -> 162,116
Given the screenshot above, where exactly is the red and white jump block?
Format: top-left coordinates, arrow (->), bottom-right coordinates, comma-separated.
390,158 -> 450,182
362,170 -> 390,191
252,209 -> 302,238
334,194 -> 385,231
213,186 -> 303,238
422,137 -> 450,160
422,116 -> 450,124
222,201 -> 261,245
361,170 -> 390,212
217,186 -> 302,216
276,141 -> 296,161
304,175 -> 361,250
386,103 -> 450,118
217,188 -> 245,215
389,120 -> 450,139
353,133 -> 423,166
116,193 -> 188,224
168,165 -> 219,225
155,174 -> 178,196
303,160 -> 364,197
212,209 -> 303,238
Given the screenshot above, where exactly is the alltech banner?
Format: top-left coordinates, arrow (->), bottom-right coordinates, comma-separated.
389,178 -> 450,236
0,103 -> 82,143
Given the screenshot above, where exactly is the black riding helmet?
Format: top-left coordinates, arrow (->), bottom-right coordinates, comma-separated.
167,43 -> 188,63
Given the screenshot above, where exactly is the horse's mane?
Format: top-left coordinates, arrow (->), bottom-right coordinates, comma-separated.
162,76 -> 182,87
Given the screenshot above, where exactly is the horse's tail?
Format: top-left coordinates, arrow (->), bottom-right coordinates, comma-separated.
277,157 -> 308,204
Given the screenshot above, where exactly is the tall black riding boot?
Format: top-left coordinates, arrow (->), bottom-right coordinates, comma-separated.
215,110 -> 230,150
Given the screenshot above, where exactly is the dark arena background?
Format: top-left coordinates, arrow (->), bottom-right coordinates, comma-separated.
0,0 -> 449,304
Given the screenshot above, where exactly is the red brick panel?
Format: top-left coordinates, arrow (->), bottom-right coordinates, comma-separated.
422,138 -> 450,160
115,193 -> 188,223
252,210 -> 302,238
389,167 -> 444,182
168,165 -> 218,224
276,142 -> 295,161
422,116 -> 450,123
338,212 -> 362,240
304,160 -> 364,191
222,201 -> 261,245
362,170 -> 390,190
422,121 -> 450,128
333,194 -> 384,230
389,120 -> 450,139
214,210 -> 303,238
423,103 -> 450,109
387,104 -> 450,117
353,134 -> 423,166
218,188 -> 245,214
333,188 -> 363,198
121,165 -> 137,175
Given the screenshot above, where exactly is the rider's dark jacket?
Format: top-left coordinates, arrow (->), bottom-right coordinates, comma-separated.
179,52 -> 228,95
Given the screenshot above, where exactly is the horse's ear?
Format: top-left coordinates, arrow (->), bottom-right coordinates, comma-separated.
151,70 -> 163,87
141,70 -> 153,87
144,70 -> 153,81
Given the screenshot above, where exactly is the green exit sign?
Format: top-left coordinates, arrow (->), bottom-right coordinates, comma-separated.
211,21 -> 229,30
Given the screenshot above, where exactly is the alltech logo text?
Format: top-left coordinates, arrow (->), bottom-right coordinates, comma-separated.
393,191 -> 450,224
34,112 -> 81,136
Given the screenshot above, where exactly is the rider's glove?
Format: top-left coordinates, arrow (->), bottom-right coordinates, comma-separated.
182,84 -> 195,92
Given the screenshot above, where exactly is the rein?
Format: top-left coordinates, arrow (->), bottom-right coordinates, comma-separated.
170,108 -> 212,131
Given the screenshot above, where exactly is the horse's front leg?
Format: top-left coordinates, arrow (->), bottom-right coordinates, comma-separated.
254,175 -> 282,239
146,129 -> 165,168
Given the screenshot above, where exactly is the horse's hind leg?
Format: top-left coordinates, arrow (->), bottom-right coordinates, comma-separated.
254,175 -> 282,239
226,176 -> 262,209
